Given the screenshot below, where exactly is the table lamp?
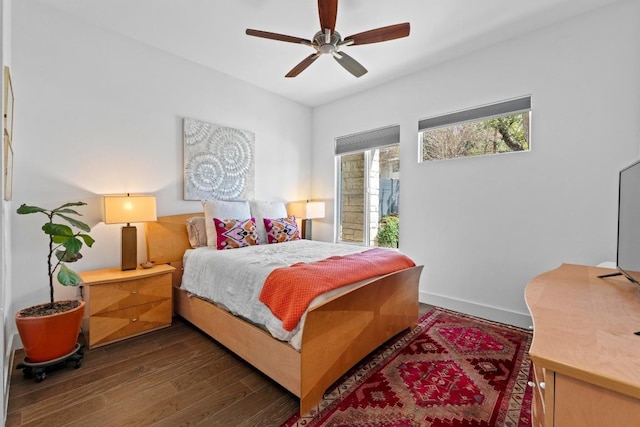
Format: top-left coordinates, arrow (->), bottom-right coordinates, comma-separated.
288,200 -> 325,240
103,194 -> 157,270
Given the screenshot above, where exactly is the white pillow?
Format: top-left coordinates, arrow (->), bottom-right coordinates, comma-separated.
249,200 -> 288,244
202,200 -> 251,248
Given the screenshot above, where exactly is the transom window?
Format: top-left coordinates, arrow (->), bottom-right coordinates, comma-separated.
419,96 -> 531,162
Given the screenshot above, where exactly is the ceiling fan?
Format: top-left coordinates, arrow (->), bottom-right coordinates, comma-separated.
245,0 -> 410,78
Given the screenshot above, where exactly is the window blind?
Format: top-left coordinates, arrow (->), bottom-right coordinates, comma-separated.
335,124 -> 400,155
418,96 -> 531,131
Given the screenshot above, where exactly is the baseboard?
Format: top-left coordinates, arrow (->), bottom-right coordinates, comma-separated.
3,332 -> 17,426
420,291 -> 532,329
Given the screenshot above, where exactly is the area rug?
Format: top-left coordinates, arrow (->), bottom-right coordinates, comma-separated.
283,307 -> 533,427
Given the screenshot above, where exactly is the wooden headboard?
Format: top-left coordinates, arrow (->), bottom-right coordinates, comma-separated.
145,212 -> 203,264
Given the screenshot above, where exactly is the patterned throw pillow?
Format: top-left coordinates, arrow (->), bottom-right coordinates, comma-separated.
203,200 -> 251,248
249,200 -> 288,245
263,216 -> 300,244
213,218 -> 259,250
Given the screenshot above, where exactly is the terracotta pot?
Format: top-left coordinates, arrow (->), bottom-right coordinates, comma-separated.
15,300 -> 85,363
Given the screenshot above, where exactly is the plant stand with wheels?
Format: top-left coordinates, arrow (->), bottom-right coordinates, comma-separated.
16,343 -> 84,382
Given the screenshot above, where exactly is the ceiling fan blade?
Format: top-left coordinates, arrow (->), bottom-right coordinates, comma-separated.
333,51 -> 367,78
318,0 -> 338,33
285,54 -> 321,78
246,29 -> 311,45
344,23 -> 410,45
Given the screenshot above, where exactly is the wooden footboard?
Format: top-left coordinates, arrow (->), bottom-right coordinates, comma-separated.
146,213 -> 423,414
172,263 -> 421,414
299,265 -> 422,414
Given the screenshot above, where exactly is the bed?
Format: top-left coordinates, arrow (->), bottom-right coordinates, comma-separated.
145,211 -> 423,414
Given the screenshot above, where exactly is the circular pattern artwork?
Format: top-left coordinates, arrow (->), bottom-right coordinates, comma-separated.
210,127 -> 253,178
183,118 -> 255,201
184,118 -> 214,146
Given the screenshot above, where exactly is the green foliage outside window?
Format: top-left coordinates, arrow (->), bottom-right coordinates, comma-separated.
375,215 -> 399,248
422,112 -> 530,161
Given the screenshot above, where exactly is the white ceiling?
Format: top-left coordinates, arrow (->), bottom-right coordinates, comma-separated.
35,0 -> 622,107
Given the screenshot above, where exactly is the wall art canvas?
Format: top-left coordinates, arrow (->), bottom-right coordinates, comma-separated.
4,129 -> 12,201
183,118 -> 255,201
3,67 -> 14,201
3,66 -> 13,142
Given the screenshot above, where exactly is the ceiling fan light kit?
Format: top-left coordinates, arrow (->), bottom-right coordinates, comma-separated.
246,0 -> 410,78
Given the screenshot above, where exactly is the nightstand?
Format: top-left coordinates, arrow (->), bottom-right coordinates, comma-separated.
79,264 -> 175,349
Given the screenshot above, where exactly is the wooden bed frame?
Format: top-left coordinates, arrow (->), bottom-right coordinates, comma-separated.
145,213 -> 423,414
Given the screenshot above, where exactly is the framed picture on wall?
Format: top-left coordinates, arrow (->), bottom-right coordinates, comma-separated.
182,117 -> 255,201
3,66 -> 13,142
4,129 -> 13,201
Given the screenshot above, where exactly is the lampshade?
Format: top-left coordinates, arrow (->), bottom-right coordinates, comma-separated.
104,195 -> 157,225
288,201 -> 325,220
287,200 -> 325,240
304,201 -> 325,219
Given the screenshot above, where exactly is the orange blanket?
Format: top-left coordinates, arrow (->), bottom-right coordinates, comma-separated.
259,248 -> 416,331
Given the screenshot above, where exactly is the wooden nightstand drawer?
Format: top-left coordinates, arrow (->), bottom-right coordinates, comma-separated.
87,274 -> 171,316
87,299 -> 172,348
79,264 -> 175,349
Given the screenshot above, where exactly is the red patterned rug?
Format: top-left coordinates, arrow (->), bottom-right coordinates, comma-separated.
282,307 -> 533,427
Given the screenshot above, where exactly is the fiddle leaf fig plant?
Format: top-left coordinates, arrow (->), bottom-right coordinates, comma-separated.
17,201 -> 95,309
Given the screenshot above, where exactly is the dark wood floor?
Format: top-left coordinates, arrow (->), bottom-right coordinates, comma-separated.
7,304 -> 433,427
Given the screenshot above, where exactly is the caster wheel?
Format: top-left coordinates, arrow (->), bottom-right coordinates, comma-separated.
17,343 -> 83,382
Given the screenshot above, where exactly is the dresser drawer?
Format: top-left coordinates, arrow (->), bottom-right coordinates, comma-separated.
530,364 -> 546,427
87,274 -> 171,316
87,299 -> 172,348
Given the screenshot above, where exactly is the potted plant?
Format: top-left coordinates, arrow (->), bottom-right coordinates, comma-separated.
15,201 -> 95,363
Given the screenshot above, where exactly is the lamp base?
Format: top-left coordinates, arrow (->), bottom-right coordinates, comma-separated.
301,219 -> 312,240
121,225 -> 138,271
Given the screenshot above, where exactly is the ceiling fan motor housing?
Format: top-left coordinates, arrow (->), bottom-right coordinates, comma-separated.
314,31 -> 342,54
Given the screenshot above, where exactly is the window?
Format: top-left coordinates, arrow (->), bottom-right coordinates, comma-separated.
419,96 -> 531,162
336,125 -> 400,248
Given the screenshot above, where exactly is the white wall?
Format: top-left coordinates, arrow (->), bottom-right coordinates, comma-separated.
9,1 -> 312,336
1,0 -> 11,422
312,0 -> 640,327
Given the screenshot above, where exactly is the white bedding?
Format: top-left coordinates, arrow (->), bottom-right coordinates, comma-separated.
181,239 -> 368,350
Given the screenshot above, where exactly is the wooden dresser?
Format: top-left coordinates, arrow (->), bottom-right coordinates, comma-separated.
79,264 -> 175,349
525,263 -> 640,426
